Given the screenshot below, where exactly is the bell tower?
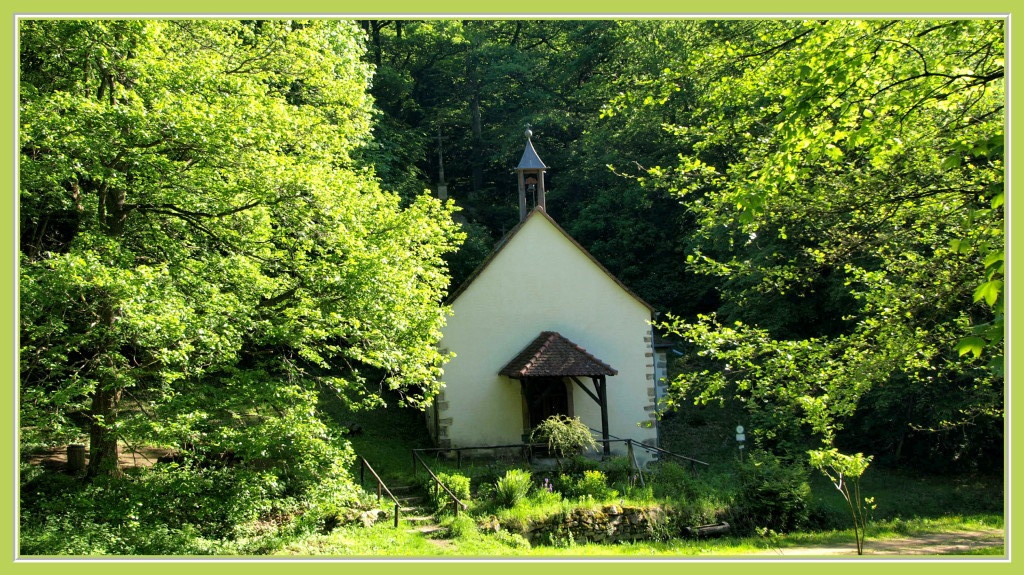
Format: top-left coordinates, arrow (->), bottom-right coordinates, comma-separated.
516,126 -> 549,221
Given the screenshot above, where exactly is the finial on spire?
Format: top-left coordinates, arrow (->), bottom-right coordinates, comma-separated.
525,122 -> 533,139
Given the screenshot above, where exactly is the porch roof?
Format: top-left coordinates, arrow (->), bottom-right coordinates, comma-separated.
498,331 -> 617,378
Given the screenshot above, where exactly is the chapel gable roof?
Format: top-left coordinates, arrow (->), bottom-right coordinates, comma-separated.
445,208 -> 655,313
499,331 -> 618,378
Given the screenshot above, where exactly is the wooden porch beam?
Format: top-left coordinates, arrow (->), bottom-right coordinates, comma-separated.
569,375 -> 601,405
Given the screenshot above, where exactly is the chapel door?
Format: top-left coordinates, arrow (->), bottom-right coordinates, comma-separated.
524,377 -> 570,429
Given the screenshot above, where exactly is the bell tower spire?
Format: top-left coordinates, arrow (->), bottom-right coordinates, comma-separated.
516,125 -> 549,221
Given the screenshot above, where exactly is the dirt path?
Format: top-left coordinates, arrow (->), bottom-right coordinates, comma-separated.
750,528 -> 1005,556
26,444 -> 174,470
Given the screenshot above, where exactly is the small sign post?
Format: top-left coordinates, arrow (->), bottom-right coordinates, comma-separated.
735,425 -> 746,462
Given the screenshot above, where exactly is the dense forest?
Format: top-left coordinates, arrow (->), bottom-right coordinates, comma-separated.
19,18 -> 1004,554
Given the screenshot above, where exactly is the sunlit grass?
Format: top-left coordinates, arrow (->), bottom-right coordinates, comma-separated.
268,514 -> 1005,557
265,498 -> 1004,557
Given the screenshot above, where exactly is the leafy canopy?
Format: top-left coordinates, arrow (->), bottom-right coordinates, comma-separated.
20,19 -> 464,483
648,20 -> 1003,458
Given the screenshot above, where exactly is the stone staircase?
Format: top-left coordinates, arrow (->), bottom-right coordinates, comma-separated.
390,484 -> 444,536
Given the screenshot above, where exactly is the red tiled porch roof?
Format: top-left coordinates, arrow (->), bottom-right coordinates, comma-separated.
499,331 -> 617,378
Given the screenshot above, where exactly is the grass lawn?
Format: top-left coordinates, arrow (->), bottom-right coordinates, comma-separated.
269,513 -> 1004,557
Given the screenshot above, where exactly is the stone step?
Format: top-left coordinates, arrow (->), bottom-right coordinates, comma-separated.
403,515 -> 435,524
389,485 -> 420,494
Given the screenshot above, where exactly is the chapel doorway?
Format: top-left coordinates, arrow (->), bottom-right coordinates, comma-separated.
523,376 -> 570,429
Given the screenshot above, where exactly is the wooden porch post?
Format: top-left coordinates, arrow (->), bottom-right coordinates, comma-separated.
596,375 -> 610,456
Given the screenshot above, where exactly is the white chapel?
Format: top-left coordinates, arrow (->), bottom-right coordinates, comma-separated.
427,130 -> 660,462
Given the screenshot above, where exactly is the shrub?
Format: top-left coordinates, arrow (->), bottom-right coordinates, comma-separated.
473,461 -> 517,487
807,498 -> 850,531
650,461 -> 701,500
530,415 -> 596,458
620,483 -> 655,503
560,470 -> 618,501
600,456 -> 636,485
674,497 -> 727,528
426,472 -> 471,513
562,454 -> 601,475
528,486 -> 564,506
18,463 -> 305,554
731,450 -> 811,534
446,514 -> 479,539
493,529 -> 531,550
495,469 -> 533,508
20,516 -> 219,555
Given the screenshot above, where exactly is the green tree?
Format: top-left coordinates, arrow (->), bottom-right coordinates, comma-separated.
19,19 -> 463,483
562,20 -> 721,315
808,448 -> 874,554
652,20 -> 1003,465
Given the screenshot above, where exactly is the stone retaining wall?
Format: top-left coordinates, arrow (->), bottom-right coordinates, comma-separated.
520,504 -> 668,544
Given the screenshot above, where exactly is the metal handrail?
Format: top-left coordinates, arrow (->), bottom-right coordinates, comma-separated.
357,456 -> 401,528
586,427 -> 710,471
632,441 -> 710,470
413,443 -> 547,470
411,450 -> 468,517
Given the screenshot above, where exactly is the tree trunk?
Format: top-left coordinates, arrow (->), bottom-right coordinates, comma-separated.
470,94 -> 483,193
87,385 -> 123,478
466,28 -> 484,194
371,21 -> 383,67
85,237 -> 127,479
99,185 -> 128,236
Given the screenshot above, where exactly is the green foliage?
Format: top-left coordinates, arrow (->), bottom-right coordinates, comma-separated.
731,450 -> 811,535
339,18 -> 1002,477
560,454 -> 602,475
644,462 -> 732,527
494,468 -> 533,508
426,471 -> 471,513
356,20 -> 707,315
527,483 -> 566,507
492,529 -> 532,550
598,456 -> 636,485
445,514 -> 479,540
19,18 -> 1006,555
664,315 -> 872,453
19,459 -> 362,555
648,461 -> 695,500
529,415 -> 597,459
20,517 -> 218,556
809,448 -> 875,554
648,18 -> 1003,468
558,470 -> 618,501
20,16 -> 463,492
